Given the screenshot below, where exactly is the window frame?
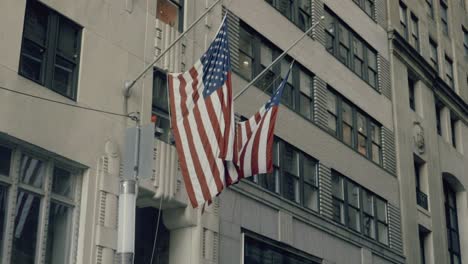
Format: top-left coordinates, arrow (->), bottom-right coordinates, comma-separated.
399,2 -> 408,40
0,143 -> 82,264
444,181 -> 462,264
429,38 -> 438,70
326,87 -> 383,166
331,171 -> 389,245
426,0 -> 434,19
19,0 -> 82,101
152,69 -> 172,143
463,26 -> 468,57
444,55 -> 454,89
236,22 -> 315,121
324,8 -> 379,90
410,13 -> 419,52
351,0 -> 375,19
266,0 -> 312,32
250,137 -> 320,212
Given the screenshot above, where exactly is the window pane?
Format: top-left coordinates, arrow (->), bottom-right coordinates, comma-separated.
348,206 -> 361,231
327,91 -> 337,114
372,144 -> 381,164
260,43 -> 273,67
19,154 -> 46,189
281,83 -> 294,107
333,199 -> 345,224
451,231 -> 460,252
371,123 -> 380,144
152,71 -> 169,112
303,158 -> 316,185
363,190 -> 374,214
283,172 -> 300,203
367,49 -> 377,70
53,55 -> 75,97
343,124 -> 353,146
156,0 -> 181,29
364,0 -> 374,16
283,146 -> 298,176
56,19 -> 80,60
304,184 -> 318,211
258,69 -> 276,93
24,1 -> 48,46
0,146 -> 12,177
258,171 -> 279,194
332,173 -> 343,199
363,214 -> 375,238
52,167 -> 74,198
342,102 -> 353,124
155,115 -> 171,143
300,93 -> 312,119
239,27 -> 253,56
328,114 -> 337,134
45,202 -> 73,264
0,185 -> 7,259
378,223 -> 388,244
347,181 -> 360,207
238,52 -> 253,80
376,198 -> 387,222
12,191 -> 41,264
358,134 -> 367,155
20,39 -> 44,83
357,114 -> 367,135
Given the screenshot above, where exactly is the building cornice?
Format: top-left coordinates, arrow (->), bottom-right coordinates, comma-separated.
389,30 -> 468,119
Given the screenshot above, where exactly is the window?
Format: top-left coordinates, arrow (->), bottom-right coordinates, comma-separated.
399,2 -> 408,40
156,0 -> 184,32
440,2 -> 449,36
266,0 -> 312,31
429,38 -> 438,70
331,171 -> 388,244
324,9 -> 379,89
426,0 -> 434,18
408,76 -> 416,111
244,232 -> 321,264
463,27 -> 468,57
414,158 -> 428,210
445,56 -> 454,89
327,88 -> 382,165
450,113 -> 459,148
351,0 -> 375,18
153,70 -> 171,143
419,226 -> 430,264
235,23 -> 315,120
0,144 -> 81,264
250,138 -> 319,211
135,208 -> 170,264
435,100 -> 443,135
444,182 -> 462,264
19,0 -> 82,100
410,14 -> 420,51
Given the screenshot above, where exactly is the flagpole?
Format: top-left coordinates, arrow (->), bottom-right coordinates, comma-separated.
124,0 -> 223,97
233,16 -> 324,101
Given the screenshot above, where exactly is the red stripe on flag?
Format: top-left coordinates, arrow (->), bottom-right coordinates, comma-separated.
250,113 -> 268,176
192,102 -> 224,193
189,68 -> 200,104
168,75 -> 198,208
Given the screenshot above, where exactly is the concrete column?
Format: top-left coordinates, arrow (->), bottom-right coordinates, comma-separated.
440,107 -> 451,144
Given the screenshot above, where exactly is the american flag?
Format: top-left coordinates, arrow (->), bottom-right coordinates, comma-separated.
168,17 -> 236,208
226,65 -> 292,185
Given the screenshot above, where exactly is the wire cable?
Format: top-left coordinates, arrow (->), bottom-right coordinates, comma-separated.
0,85 -> 132,119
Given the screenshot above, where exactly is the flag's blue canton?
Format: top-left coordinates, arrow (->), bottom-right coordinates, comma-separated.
265,68 -> 291,110
201,19 -> 231,98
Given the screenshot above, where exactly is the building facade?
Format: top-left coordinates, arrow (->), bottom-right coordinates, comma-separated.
0,1 -> 465,264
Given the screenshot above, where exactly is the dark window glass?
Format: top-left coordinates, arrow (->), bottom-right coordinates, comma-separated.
426,0 -> 434,18
370,122 -> 381,164
450,114 -> 459,148
239,26 -> 254,80
332,171 -> 388,243
409,77 -> 416,111
267,0 -> 312,31
410,14 -> 419,51
429,39 -> 438,70
0,185 -> 7,259
19,154 -> 46,189
352,0 -> 374,18
445,56 -> 454,89
0,146 -> 12,177
12,191 -> 41,264
52,167 -> 74,198
399,2 -> 408,39
327,91 -> 338,135
444,182 -> 462,264
244,235 -> 319,264
440,2 -> 449,35
324,9 -> 378,89
135,207 -> 170,264
152,70 -> 171,143
435,100 -> 443,135
464,27 -> 468,56
19,0 -> 82,99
